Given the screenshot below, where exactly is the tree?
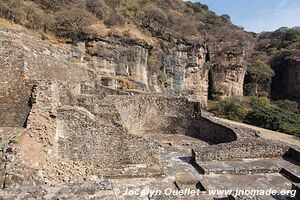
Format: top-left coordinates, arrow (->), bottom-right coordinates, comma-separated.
53,7 -> 97,41
221,14 -> 231,22
249,61 -> 274,96
211,97 -> 247,122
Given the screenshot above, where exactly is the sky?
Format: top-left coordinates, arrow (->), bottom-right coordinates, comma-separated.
188,0 -> 300,33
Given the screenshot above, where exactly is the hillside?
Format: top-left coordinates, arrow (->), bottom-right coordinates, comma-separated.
246,27 -> 300,104
0,0 -> 251,42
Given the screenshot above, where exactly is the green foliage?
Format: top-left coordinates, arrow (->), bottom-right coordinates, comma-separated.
187,2 -> 209,13
251,97 -> 270,107
252,61 -> 275,81
258,91 -> 269,98
244,104 -> 300,135
211,97 -> 247,122
121,1 -> 138,19
0,133 -> 22,157
284,28 -> 300,42
279,123 -> 300,136
220,14 -> 231,22
273,99 -> 299,113
206,13 -> 224,27
244,83 -> 256,96
122,29 -> 130,37
210,96 -> 300,136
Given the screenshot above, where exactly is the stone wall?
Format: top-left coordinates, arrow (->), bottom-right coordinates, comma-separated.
22,80 -> 161,182
110,95 -> 199,135
0,27 -> 91,127
0,81 -> 35,127
188,117 -> 237,144
57,106 -> 160,169
26,81 -> 59,145
193,139 -> 290,162
0,28 -> 91,84
111,95 -> 241,145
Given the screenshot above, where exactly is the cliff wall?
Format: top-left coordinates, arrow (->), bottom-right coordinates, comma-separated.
0,24 -> 252,116
271,50 -> 300,105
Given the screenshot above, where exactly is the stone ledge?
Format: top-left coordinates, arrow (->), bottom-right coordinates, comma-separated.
192,138 -> 290,162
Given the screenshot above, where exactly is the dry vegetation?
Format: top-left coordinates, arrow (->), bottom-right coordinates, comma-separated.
0,0 -> 249,43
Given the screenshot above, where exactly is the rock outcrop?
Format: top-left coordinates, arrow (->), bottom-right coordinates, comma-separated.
0,22 -> 253,112
271,50 -> 300,105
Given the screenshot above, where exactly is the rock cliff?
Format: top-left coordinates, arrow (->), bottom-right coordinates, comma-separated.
271,50 -> 300,105
0,23 -> 253,112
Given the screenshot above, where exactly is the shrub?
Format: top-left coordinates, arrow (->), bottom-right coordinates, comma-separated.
221,14 -> 231,22
279,123 -> 300,136
0,0 -> 26,24
31,0 -> 68,11
251,97 -> 270,107
23,1 -> 45,29
103,12 -> 125,27
273,99 -> 299,113
103,0 -> 121,8
122,1 -> 138,19
258,91 -> 269,98
244,105 -> 300,135
211,97 -> 247,122
85,0 -> 109,20
206,13 -> 223,27
244,83 -> 256,96
187,2 -> 208,13
284,28 -> 300,42
122,29 -> 130,37
147,47 -> 163,71
53,7 -> 97,40
252,61 -> 275,82
143,6 -> 169,27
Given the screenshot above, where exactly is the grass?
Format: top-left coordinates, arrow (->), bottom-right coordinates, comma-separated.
0,133 -> 22,157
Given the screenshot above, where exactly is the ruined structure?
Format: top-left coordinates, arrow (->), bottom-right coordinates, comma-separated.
0,23 -> 299,200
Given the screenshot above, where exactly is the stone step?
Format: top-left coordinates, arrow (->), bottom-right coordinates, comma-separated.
197,159 -> 287,175
201,173 -> 292,197
280,168 -> 300,183
100,164 -> 162,179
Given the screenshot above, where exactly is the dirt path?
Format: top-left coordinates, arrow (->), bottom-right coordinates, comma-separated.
214,116 -> 300,148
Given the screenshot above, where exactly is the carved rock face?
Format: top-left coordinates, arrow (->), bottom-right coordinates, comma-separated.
0,26 -> 252,112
